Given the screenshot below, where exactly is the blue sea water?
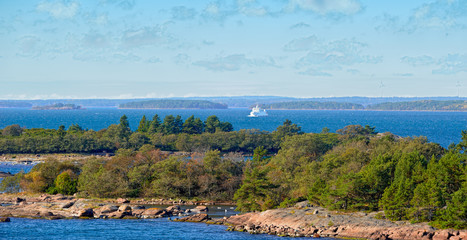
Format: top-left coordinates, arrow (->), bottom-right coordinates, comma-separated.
1,108 -> 465,239
0,217 -> 336,240
0,108 -> 466,147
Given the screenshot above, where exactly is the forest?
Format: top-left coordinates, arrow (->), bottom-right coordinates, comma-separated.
261,101 -> 364,110
119,100 -> 228,109
1,116 -> 467,229
32,103 -> 82,110
367,100 -> 467,111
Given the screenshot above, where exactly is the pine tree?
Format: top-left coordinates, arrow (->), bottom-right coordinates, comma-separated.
137,115 -> 148,133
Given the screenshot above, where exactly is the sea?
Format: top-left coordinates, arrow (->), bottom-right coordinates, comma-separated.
0,108 -> 466,147
1,107 -> 466,239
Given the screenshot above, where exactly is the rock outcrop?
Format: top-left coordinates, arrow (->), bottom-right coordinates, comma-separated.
224,205 -> 467,240
175,213 -> 211,223
0,194 -> 193,220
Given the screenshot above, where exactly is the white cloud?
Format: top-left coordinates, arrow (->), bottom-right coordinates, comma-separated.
99,0 -> 136,10
401,55 -> 435,66
401,54 -> 467,75
16,36 -> 43,57
433,54 -> 467,75
285,0 -> 362,15
284,35 -> 319,52
299,69 -> 332,76
376,0 -> 467,33
393,73 -> 414,77
36,1 -> 80,19
171,6 -> 197,20
82,32 -> 110,48
290,37 -> 382,69
407,0 -> 467,31
146,57 -> 161,63
290,22 -> 311,29
174,53 -> 192,65
121,25 -> 174,49
193,54 -> 277,71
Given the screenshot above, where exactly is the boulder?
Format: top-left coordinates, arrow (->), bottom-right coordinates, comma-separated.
194,206 -> 208,212
131,205 -> 145,210
15,197 -> 25,204
118,204 -> 132,212
176,214 -> 211,223
52,194 -> 67,201
77,208 -> 94,218
166,205 -> 180,212
432,230 -> 452,240
294,200 -> 309,209
61,200 -> 75,209
40,211 -> 54,217
108,211 -> 131,219
132,209 -> 146,216
142,208 -> 165,216
117,198 -> 129,204
0,217 -> 11,222
99,205 -> 118,214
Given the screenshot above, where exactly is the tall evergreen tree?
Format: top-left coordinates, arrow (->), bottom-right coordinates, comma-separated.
205,115 -> 220,133
137,115 -> 149,133
148,114 -> 161,133
160,115 -> 176,135
118,115 -> 131,140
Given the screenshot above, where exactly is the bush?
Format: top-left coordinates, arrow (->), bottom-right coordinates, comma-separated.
0,171 -> 24,193
54,170 -> 78,195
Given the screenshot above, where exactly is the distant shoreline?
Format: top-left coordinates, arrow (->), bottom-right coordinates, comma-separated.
264,108 -> 467,112
118,107 -> 228,110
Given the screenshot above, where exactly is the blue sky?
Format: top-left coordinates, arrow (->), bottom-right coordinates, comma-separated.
0,0 -> 466,99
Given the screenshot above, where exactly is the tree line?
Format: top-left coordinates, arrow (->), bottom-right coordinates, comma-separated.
366,100 -> 467,111
119,100 -> 228,109
261,101 -> 364,110
1,119 -> 467,229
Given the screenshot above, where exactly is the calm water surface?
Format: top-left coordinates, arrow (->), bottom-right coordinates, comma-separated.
0,217 -> 336,240
0,108 -> 466,147
3,108 -> 463,239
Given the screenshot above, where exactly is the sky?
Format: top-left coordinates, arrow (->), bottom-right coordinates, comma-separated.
0,0 -> 466,99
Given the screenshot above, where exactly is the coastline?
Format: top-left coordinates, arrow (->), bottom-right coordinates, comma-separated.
264,108 -> 467,112
2,194 -> 466,240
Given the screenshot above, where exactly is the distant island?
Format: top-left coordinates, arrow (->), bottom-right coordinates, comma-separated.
32,103 -> 83,110
119,100 -> 228,109
0,101 -> 32,108
260,101 -> 364,110
367,100 -> 467,111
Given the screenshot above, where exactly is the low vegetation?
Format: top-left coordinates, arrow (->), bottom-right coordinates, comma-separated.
261,101 -> 364,110
119,100 -> 228,109
367,100 -> 467,111
1,117 -> 467,229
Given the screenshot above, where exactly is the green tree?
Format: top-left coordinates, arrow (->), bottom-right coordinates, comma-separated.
183,115 -> 200,134
54,170 -> 78,195
234,165 -> 274,212
137,115 -> 149,133
174,115 -> 184,134
160,115 -> 176,135
118,115 -> 131,140
148,114 -> 161,133
0,170 -> 24,193
68,124 -> 83,133
58,125 -> 66,138
2,124 -> 23,136
205,115 -> 220,133
380,152 -> 426,220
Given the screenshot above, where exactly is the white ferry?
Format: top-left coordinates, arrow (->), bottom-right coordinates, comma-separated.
248,105 -> 268,117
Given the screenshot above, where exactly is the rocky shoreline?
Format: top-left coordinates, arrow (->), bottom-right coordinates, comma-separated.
0,193 -> 229,221
2,195 -> 466,240
178,201 -> 467,240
